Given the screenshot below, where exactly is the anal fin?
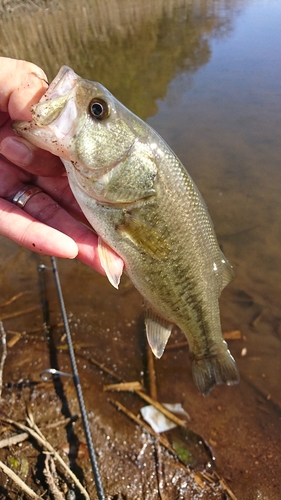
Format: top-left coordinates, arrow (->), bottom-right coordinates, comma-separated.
145,306 -> 173,358
98,236 -> 124,289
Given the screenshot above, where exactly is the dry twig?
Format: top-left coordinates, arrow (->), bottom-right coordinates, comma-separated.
213,471 -> 238,500
0,319 -> 7,399
0,418 -> 74,449
90,356 -> 188,427
0,416 -> 90,500
146,345 -> 167,499
43,455 -> 65,500
222,330 -> 242,340
109,398 -> 176,456
104,381 -> 143,392
134,391 -> 189,426
0,459 -> 41,499
0,306 -> 40,321
164,341 -> 189,350
89,356 -> 122,380
0,291 -> 30,308
43,417 -> 74,430
0,431 -> 29,448
109,397 -> 208,493
166,330 -> 242,350
147,343 -> 158,400
6,331 -> 22,347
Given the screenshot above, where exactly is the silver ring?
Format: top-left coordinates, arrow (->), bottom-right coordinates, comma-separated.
12,185 -> 43,208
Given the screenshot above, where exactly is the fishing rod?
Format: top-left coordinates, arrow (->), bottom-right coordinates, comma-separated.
39,257 -> 105,500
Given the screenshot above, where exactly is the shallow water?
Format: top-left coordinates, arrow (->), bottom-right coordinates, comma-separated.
0,1 -> 281,498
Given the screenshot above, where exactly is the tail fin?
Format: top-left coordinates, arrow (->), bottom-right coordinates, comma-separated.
191,348 -> 240,396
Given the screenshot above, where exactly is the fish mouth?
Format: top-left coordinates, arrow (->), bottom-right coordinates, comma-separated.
42,66 -> 79,103
30,66 -> 79,129
13,67 -> 80,151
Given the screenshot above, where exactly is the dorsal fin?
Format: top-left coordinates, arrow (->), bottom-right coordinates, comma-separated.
145,306 -> 173,358
98,236 -> 124,289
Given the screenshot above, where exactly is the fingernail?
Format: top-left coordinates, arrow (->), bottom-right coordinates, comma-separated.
29,70 -> 48,82
0,137 -> 33,166
27,71 -> 49,89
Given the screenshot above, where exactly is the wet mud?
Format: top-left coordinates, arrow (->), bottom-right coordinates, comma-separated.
1,241 -> 281,499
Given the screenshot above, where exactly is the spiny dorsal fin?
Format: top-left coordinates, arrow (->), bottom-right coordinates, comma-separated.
145,306 -> 173,358
98,236 -> 124,289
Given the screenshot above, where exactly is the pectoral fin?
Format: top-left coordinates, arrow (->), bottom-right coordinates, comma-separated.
98,236 -> 124,289
117,214 -> 170,259
145,307 -> 173,358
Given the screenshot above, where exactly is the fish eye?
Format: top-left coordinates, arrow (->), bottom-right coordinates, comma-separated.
89,98 -> 110,120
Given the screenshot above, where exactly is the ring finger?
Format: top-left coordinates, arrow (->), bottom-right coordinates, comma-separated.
0,159 -> 104,272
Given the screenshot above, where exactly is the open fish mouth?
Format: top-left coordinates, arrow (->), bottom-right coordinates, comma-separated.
13,67 -> 80,148
30,67 -> 79,133
42,66 -> 78,101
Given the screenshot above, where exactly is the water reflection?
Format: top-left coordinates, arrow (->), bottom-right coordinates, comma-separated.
0,0 -> 243,118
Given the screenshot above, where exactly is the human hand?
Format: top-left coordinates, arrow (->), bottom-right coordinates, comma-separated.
0,58 -> 105,274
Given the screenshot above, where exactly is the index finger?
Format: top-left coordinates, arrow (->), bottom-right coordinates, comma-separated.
0,57 -> 48,120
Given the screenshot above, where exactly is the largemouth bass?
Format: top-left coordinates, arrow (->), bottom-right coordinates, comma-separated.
14,66 -> 239,395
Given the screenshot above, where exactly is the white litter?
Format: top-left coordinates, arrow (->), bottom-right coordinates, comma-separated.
140,403 -> 189,433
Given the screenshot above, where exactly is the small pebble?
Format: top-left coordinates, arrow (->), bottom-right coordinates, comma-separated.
66,491 -> 76,500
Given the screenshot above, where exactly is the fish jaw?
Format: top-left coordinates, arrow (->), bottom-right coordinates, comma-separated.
13,66 -> 82,158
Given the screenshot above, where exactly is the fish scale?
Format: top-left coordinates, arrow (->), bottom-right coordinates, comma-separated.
13,66 -> 239,395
